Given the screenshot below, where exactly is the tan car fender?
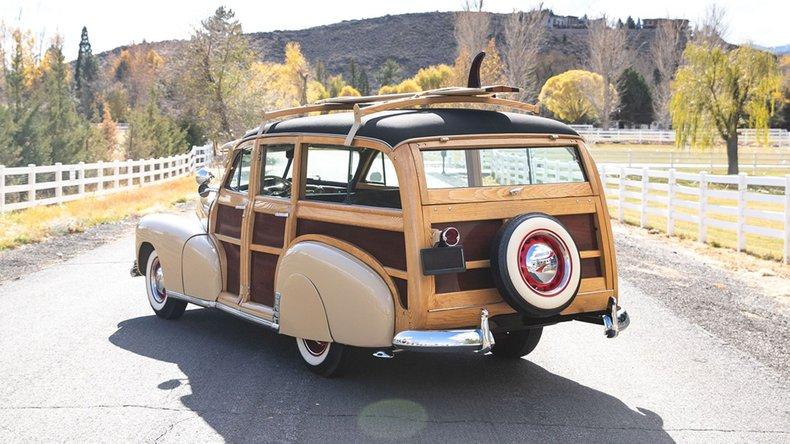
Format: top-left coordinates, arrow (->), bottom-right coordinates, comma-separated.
276,240 -> 395,348
135,212 -> 221,301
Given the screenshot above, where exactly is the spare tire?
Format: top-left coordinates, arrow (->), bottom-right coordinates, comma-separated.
490,213 -> 582,317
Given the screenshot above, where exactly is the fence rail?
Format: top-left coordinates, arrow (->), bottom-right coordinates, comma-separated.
590,149 -> 790,172
598,165 -> 790,263
0,145 -> 212,213
571,126 -> 790,147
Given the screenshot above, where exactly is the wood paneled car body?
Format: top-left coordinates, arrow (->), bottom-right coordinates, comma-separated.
132,58 -> 629,376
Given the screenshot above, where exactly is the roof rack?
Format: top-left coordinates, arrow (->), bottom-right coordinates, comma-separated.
255,52 -> 540,145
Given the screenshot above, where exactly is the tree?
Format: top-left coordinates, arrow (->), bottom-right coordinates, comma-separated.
502,6 -> 547,101
671,44 -> 781,174
626,16 -> 636,29
74,27 -> 100,121
376,59 -> 402,87
40,37 -> 89,164
413,65 -> 453,90
651,19 -> 685,129
284,42 -> 309,105
98,103 -> 119,159
110,45 -> 164,110
480,38 -> 505,85
616,68 -> 653,126
326,75 -> 346,97
454,1 -> 489,56
538,70 -> 617,124
338,85 -> 361,97
306,80 -> 329,103
0,105 -> 19,166
127,91 -> 187,159
6,29 -> 46,166
182,7 -> 252,146
587,16 -> 631,129
313,60 -> 327,86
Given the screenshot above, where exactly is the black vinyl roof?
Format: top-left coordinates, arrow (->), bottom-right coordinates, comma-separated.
244,108 -> 578,147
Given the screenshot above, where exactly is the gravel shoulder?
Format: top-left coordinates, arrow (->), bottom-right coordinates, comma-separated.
613,221 -> 790,379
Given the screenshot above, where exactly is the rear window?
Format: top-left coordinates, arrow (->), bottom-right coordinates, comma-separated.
421,146 -> 586,188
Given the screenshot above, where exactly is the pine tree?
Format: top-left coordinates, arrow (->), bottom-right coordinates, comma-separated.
348,59 -> 358,90
376,59 -> 402,87
74,27 -> 99,121
127,90 -> 186,159
615,68 -> 653,126
358,68 -> 370,95
0,105 -> 19,166
41,38 -> 89,164
625,16 -> 636,29
6,30 -> 46,166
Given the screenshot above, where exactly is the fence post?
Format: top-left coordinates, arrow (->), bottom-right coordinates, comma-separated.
77,162 -> 85,195
27,164 -> 36,204
669,151 -> 674,168
97,161 -> 104,193
699,171 -> 708,243
737,173 -> 747,252
54,162 -> 63,203
784,175 -> 790,264
640,167 -> 649,228
667,168 -> 676,236
752,152 -> 757,175
113,162 -> 120,189
127,159 -> 134,187
618,166 -> 625,222
0,165 -> 5,213
628,150 -> 633,167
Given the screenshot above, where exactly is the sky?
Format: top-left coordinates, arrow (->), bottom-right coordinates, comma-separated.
1,0 -> 788,58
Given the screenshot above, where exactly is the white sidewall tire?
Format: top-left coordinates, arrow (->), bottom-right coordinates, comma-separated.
145,251 -> 167,311
296,338 -> 331,366
503,216 -> 581,311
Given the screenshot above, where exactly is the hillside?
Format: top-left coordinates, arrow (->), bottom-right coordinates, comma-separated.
97,11 -> 684,89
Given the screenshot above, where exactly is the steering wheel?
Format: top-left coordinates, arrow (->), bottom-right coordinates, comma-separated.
262,175 -> 291,197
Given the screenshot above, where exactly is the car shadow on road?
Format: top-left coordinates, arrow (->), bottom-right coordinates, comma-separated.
110,308 -> 673,442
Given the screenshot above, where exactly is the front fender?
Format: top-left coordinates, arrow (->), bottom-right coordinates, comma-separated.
276,241 -> 395,348
135,212 -> 208,294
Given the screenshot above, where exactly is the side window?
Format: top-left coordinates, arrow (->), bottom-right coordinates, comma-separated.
303,144 -> 401,209
224,147 -> 252,192
364,151 -> 399,187
259,144 -> 294,198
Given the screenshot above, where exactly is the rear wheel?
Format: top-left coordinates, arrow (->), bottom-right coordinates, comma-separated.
491,327 -> 543,359
295,338 -> 348,377
145,251 -> 187,320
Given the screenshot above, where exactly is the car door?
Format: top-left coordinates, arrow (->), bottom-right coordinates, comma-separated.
238,137 -> 298,314
210,142 -> 253,304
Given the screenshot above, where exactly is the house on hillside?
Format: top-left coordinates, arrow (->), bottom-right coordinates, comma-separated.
642,18 -> 689,30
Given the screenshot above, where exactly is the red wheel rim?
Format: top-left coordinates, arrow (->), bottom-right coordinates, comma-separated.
303,340 -> 329,356
517,229 -> 572,296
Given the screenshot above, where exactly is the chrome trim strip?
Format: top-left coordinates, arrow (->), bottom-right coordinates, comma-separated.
392,309 -> 494,353
166,291 -> 216,308
215,302 -> 280,331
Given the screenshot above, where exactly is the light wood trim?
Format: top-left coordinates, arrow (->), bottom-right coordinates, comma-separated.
249,244 -> 282,255
465,260 -> 491,270
578,277 -> 606,293
252,197 -> 291,214
580,250 -> 602,259
426,302 -> 515,329
411,134 -> 584,150
356,95 -> 539,119
425,182 -> 593,205
423,197 -> 597,224
215,233 -> 241,245
296,200 -> 404,232
289,234 -> 409,331
383,266 -> 408,280
560,290 -> 614,315
429,288 -> 502,311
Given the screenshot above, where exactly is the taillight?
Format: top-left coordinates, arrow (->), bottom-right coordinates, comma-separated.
441,227 -> 460,247
518,230 -> 572,296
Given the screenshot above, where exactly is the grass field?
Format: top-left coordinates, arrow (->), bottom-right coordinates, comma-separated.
0,176 -> 196,250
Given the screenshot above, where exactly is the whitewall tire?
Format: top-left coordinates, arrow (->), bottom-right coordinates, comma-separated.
145,250 -> 187,320
491,213 -> 582,317
295,337 -> 348,377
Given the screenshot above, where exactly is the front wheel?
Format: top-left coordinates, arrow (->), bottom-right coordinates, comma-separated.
491,327 -> 543,359
145,250 -> 187,320
295,338 -> 348,377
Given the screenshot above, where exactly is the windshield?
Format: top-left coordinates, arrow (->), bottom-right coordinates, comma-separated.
421,146 -> 586,188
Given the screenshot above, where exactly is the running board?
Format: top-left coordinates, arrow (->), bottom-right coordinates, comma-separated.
166,291 -> 280,332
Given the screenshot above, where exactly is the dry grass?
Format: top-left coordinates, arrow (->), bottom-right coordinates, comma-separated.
0,177 -> 196,250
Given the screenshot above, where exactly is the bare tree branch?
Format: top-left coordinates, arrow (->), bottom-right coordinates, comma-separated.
651,19 -> 684,128
587,15 -> 631,130
502,5 -> 546,102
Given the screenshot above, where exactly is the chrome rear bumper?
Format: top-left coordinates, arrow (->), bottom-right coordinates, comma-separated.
392,309 -> 495,353
603,297 -> 630,338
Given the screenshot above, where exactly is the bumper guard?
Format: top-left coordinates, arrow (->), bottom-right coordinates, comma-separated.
392,309 -> 495,353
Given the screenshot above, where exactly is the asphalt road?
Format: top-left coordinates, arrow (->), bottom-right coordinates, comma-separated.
0,233 -> 788,442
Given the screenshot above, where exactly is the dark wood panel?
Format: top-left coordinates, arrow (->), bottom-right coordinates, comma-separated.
221,241 -> 240,294
556,214 -> 599,251
296,219 -> 406,269
432,220 -> 502,261
216,204 -> 243,239
435,269 -> 495,294
252,212 -> 286,247
393,278 -> 408,309
250,251 -> 278,306
580,258 -> 602,279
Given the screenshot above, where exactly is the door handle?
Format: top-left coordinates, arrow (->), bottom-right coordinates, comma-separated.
274,212 -> 289,218
234,204 -> 246,210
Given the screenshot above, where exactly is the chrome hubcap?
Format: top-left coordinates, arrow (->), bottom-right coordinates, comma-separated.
149,258 -> 166,304
524,242 -> 559,284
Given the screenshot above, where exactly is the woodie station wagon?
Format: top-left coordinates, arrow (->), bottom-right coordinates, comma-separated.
132,53 -> 629,376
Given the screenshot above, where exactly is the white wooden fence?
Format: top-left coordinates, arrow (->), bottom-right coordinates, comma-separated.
590,150 -> 790,172
571,126 -> 790,147
598,165 -> 790,263
0,145 -> 212,213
